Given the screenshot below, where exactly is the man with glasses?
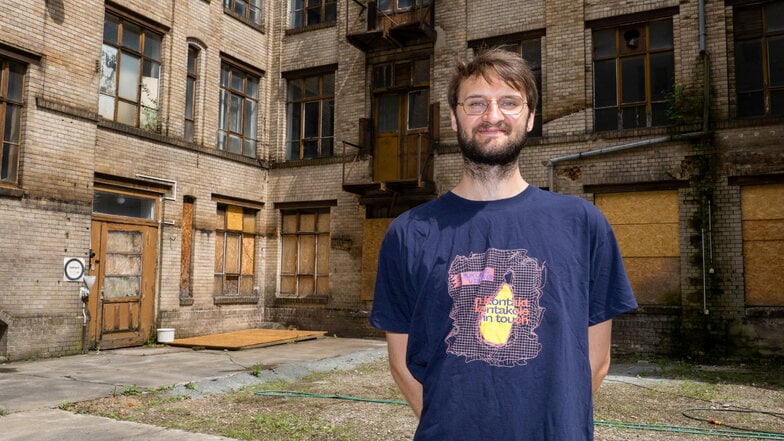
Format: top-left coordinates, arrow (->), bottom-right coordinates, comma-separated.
370,48 -> 637,440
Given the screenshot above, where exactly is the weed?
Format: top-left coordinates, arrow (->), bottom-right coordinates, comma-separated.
184,382 -> 197,390
121,385 -> 142,396
0,407 -> 6,416
249,363 -> 264,377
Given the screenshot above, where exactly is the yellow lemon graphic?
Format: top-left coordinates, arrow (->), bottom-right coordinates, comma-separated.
479,283 -> 516,346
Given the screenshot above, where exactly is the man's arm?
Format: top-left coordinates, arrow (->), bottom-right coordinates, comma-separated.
588,319 -> 613,393
386,331 -> 423,418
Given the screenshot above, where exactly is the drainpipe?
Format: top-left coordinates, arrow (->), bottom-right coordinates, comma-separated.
545,133 -> 704,192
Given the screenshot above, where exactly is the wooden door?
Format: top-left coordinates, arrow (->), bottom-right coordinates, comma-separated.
374,93 -> 402,182
88,221 -> 157,349
374,91 -> 429,182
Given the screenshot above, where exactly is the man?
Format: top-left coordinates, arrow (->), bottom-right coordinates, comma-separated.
370,48 -> 638,440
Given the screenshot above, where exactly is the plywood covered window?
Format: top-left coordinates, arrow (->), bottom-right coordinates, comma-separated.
741,183 -> 784,306
214,205 -> 257,296
595,190 -> 680,305
280,208 -> 330,298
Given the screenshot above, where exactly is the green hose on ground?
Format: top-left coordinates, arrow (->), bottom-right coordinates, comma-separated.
254,390 -> 784,440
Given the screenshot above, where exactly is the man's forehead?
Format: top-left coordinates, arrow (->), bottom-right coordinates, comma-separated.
460,72 -> 524,95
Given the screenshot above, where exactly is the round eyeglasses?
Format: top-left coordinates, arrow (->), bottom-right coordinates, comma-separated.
458,96 -> 527,115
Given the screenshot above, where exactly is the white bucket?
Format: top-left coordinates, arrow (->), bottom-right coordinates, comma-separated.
157,328 -> 175,343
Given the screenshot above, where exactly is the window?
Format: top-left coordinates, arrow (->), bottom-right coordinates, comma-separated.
592,19 -> 674,131
741,183 -> 784,306
0,57 -> 24,185
733,1 -> 784,117
280,208 -> 330,298
378,0 -> 431,13
185,46 -> 199,143
218,62 -> 259,157
498,39 -> 543,137
595,190 -> 680,305
372,58 -> 430,182
214,205 -> 257,296
290,0 -> 336,29
99,13 -> 163,131
224,0 -> 263,26
286,71 -> 334,159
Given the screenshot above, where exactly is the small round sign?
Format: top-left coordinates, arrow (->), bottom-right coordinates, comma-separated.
64,258 -> 86,282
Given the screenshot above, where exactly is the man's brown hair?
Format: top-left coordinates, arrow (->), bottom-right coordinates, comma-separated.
448,47 -> 539,114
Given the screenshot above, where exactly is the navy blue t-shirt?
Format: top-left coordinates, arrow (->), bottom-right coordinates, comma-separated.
370,186 -> 637,440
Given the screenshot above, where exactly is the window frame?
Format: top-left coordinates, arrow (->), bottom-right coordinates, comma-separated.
290,0 -> 337,29
214,204 -> 257,298
285,70 -> 335,160
732,1 -> 784,118
184,45 -> 200,143
217,60 -> 260,158
279,207 -> 331,299
99,12 -> 164,131
591,18 -> 675,132
0,56 -> 25,185
223,0 -> 264,28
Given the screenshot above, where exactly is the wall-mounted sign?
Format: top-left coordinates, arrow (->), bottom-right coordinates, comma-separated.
64,257 -> 86,282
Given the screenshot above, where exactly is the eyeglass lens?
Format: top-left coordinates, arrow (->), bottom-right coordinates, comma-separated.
462,97 -> 525,115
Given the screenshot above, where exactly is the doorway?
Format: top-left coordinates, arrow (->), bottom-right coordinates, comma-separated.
88,220 -> 158,350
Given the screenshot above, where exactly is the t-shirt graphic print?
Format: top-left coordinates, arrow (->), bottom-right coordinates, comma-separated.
445,247 -> 546,367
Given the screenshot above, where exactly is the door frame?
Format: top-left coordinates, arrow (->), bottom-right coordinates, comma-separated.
88,202 -> 159,350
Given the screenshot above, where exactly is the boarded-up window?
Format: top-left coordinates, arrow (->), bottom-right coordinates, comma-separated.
360,218 -> 393,301
214,204 -> 256,296
741,183 -> 784,306
595,190 -> 680,305
180,197 -> 195,302
280,208 -> 330,298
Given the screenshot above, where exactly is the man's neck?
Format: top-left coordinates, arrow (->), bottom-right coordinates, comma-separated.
452,163 -> 528,201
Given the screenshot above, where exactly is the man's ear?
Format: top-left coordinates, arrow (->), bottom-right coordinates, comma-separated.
450,109 -> 458,132
526,109 -> 536,133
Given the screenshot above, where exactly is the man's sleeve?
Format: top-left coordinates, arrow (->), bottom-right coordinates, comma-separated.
588,215 -> 638,326
369,224 -> 413,333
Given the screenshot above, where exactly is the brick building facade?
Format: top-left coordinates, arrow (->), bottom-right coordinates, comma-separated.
0,0 -> 781,361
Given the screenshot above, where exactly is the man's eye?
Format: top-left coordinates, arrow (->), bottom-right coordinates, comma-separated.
467,100 -> 487,109
500,100 -> 519,109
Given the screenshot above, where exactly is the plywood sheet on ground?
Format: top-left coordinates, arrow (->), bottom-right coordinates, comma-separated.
167,329 -> 327,350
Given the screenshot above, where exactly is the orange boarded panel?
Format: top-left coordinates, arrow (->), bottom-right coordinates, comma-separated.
361,219 -> 393,301
743,240 -> 784,306
741,184 -> 784,220
623,257 -> 680,305
596,190 -> 679,224
168,329 -> 327,350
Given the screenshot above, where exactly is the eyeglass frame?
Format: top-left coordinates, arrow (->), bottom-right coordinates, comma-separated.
456,96 -> 529,116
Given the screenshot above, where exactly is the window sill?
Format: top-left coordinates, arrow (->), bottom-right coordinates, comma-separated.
213,295 -> 260,305
273,296 -> 329,306
0,185 -> 23,199
745,307 -> 784,318
285,22 -> 336,36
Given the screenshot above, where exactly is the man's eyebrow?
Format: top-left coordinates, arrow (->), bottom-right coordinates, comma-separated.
462,94 -> 524,99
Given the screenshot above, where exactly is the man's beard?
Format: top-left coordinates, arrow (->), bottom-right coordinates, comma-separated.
457,121 -> 527,179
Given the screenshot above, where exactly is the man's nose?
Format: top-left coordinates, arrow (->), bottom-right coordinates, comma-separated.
482,99 -> 505,122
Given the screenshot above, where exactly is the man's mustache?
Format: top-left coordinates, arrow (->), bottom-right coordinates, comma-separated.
473,122 -> 511,134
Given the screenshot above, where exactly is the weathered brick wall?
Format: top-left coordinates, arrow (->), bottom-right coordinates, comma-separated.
2,0 -> 782,360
